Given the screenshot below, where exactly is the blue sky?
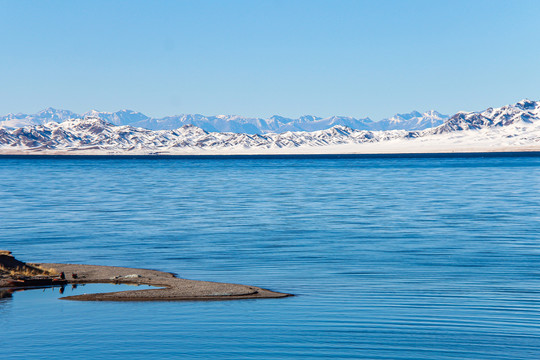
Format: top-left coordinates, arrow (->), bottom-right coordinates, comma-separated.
1,0 -> 539,119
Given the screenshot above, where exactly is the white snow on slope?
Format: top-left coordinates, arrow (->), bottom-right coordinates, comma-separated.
0,100 -> 538,155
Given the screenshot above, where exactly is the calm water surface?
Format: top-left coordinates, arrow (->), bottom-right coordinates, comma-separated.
1,154 -> 540,359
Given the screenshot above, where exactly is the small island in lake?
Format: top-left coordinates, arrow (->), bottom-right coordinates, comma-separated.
0,251 -> 292,301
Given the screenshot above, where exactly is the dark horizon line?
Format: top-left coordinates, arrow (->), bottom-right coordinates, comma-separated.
1,152 -> 539,160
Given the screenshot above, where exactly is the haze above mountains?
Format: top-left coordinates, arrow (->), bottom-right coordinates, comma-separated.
0,108 -> 449,134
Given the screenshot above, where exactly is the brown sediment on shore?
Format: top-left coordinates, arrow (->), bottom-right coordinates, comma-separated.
31,263 -> 292,301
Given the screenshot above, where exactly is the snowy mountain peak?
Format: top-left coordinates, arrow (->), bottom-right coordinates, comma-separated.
269,115 -> 291,122
516,99 -> 539,111
80,109 -> 150,126
298,115 -> 322,122
66,117 -> 112,130
396,110 -> 423,119
85,109 -> 102,116
38,107 -> 60,114
430,99 -> 540,134
374,110 -> 449,131
424,110 -> 444,117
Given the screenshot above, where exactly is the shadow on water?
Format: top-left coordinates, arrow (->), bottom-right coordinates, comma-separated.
0,289 -> 14,300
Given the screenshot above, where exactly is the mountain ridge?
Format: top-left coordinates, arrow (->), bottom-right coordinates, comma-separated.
0,108 -> 448,133
1,99 -> 538,155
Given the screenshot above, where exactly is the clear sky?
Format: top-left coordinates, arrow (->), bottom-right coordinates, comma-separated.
1,0 -> 539,120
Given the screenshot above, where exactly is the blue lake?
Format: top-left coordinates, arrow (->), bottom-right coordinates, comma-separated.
1,154 -> 540,359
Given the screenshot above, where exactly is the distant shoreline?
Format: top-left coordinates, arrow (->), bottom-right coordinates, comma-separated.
0,150 -> 539,159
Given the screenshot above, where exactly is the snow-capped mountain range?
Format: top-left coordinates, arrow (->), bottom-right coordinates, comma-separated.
0,108 -> 448,133
0,100 -> 538,155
